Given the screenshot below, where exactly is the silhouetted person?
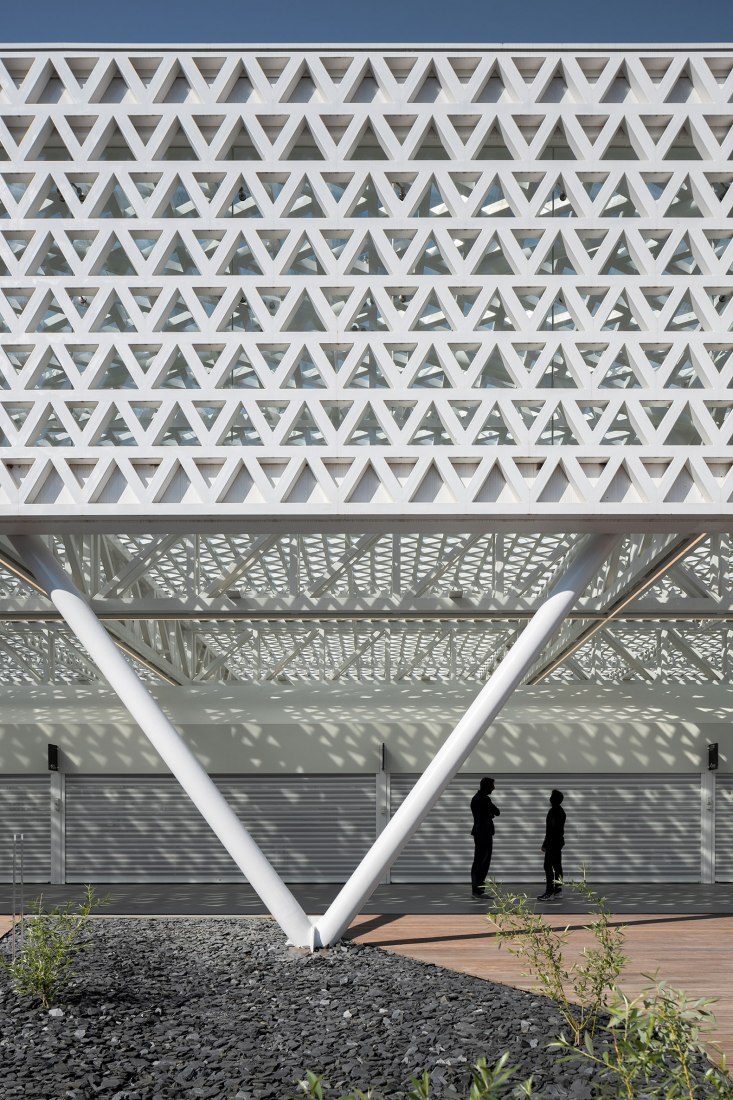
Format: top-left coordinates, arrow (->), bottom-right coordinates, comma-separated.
537,789 -> 565,901
470,777 -> 500,898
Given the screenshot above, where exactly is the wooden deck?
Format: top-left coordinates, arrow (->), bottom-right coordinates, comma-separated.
1,909 -> 730,1062
349,912 -> 733,1061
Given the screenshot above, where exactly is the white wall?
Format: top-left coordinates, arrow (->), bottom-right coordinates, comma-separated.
0,681 -> 729,775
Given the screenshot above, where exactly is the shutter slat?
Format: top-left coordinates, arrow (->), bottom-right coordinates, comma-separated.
390,773 -> 701,883
716,776 -> 733,882
0,777 -> 50,883
66,775 -> 375,882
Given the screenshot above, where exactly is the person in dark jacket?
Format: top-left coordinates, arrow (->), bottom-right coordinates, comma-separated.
537,789 -> 565,901
470,777 -> 500,898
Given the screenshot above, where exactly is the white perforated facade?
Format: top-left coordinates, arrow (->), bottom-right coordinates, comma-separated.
0,47 -> 730,527
0,48 -> 731,908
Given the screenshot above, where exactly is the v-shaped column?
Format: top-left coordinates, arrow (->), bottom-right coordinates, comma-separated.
313,532 -> 619,946
10,534 -> 314,948
12,531 -> 617,950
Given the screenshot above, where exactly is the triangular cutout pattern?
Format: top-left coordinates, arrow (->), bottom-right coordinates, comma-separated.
0,46 -> 726,522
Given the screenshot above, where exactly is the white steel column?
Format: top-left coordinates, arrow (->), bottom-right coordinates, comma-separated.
11,534 -> 314,947
701,770 -> 716,884
314,532 -> 619,947
50,770 -> 65,885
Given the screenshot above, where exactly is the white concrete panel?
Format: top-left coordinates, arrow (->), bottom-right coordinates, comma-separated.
0,681 -> 729,774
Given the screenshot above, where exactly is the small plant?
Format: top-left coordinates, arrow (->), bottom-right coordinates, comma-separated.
553,980 -> 733,1099
0,884 -> 108,1008
297,1053 -> 533,1099
487,877 -> 627,1046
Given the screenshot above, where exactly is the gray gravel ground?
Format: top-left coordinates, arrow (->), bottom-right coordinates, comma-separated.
1,916 -> 602,1099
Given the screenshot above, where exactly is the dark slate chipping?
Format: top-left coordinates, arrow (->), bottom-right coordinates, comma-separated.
0,916 -> 649,1098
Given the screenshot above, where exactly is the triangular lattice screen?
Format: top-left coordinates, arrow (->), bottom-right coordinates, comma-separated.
0,48 -> 732,522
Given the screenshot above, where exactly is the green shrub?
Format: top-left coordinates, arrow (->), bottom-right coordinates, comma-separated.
1,884 -> 108,1008
297,1053 -> 533,1099
554,981 -> 733,1099
487,877 -> 626,1046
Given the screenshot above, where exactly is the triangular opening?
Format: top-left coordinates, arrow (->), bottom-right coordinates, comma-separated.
157,408 -> 200,446
409,405 -> 453,445
537,405 -> 581,445
409,347 -> 452,388
537,231 -> 577,275
598,121 -> 639,161
602,290 -> 640,331
663,120 -> 702,161
218,119 -> 261,161
222,234 -> 263,276
345,348 -> 390,389
345,406 -> 390,445
282,233 -> 325,276
474,404 -> 517,445
601,404 -> 642,445
32,120 -> 73,161
156,349 -> 201,390
598,348 -> 643,389
476,292 -> 515,331
472,233 -> 514,275
668,293 -> 701,332
284,119 -> 325,161
96,291 -> 134,333
408,234 -> 452,275
283,291 -> 326,332
664,347 -> 703,389
158,119 -> 198,161
665,176 -> 703,217
471,173 -> 510,216
537,348 -> 577,388
223,179 -> 262,218
475,121 -> 513,160
159,233 -> 200,276
156,177 -> 199,219
664,407 -> 704,445
474,347 -> 516,389
413,121 -> 451,160
345,231 -> 387,276
412,290 -> 452,332
93,232 -> 138,276
283,348 -> 327,389
286,176 -> 326,218
161,291 -> 199,333
283,404 -> 326,445
662,232 -> 701,275
96,120 -> 135,161
600,177 -> 641,217
538,120 -> 577,160
219,293 -> 262,333
36,292 -> 72,333
600,233 -> 639,275
409,176 -> 451,218
89,349 -> 137,390
217,348 -> 263,389
348,175 -> 390,218
92,179 -> 136,219
347,120 -> 389,160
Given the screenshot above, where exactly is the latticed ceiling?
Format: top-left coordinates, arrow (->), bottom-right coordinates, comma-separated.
0,530 -> 729,687
0,49 -> 728,523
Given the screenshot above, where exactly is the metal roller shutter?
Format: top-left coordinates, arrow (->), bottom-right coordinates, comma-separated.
390,773 -> 702,884
65,774 -> 375,882
715,776 -> 733,882
0,776 -> 50,883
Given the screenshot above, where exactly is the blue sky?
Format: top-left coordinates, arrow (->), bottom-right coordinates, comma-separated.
2,0 -> 733,44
